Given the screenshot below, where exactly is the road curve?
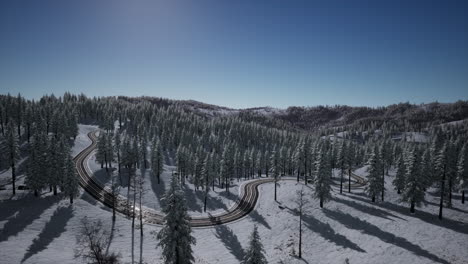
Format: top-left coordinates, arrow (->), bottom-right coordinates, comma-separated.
74,130 -> 366,227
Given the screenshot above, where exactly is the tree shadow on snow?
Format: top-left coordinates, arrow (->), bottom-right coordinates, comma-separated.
92,168 -> 112,187
427,190 -> 464,201
333,196 -> 406,221
217,189 -> 237,203
150,171 -> 166,208
249,209 -> 271,230
22,206 -> 74,263
323,209 -> 451,264
183,186 -> 202,213
301,213 -> 366,253
423,199 -> 468,214
0,195 -> 59,243
80,190 -> 97,206
214,224 -> 245,262
194,190 -> 231,212
345,193 -> 468,235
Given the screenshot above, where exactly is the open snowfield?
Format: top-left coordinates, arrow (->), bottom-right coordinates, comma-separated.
1,125 -> 467,264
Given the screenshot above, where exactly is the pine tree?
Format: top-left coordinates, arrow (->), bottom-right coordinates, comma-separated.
295,187 -> 308,259
346,141 -> 355,193
365,146 -> 383,202
114,131 -> 122,173
270,149 -> 281,201
435,142 -> 451,220
314,146 -> 332,208
156,174 -> 196,264
202,152 -> 213,212
221,143 -> 235,192
151,138 -> 164,184
4,121 -> 20,195
25,122 -> 48,196
193,151 -> 205,190
393,155 -> 406,194
47,136 -> 68,195
446,140 -> 458,208
243,225 -> 267,264
105,133 -> 114,168
336,140 -> 347,194
420,148 -> 433,189
402,147 -> 425,213
139,134 -> 148,169
63,154 -> 80,204
96,132 -> 107,168
457,143 -> 468,204
24,104 -> 33,143
379,141 -> 390,201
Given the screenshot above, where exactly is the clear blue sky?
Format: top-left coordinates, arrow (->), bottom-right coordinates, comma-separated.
1,0 -> 467,109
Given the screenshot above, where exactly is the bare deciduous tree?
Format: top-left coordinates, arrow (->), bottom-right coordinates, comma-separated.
295,186 -> 309,259
75,217 -> 121,264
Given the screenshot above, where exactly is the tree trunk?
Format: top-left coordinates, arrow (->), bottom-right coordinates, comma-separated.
274,181 -> 277,202
448,177 -> 452,208
139,188 -> 143,238
372,195 -> 375,203
397,189 -> 401,194
439,165 -> 446,220
462,190 -> 465,204
320,197 -> 323,208
11,163 -> 16,195
53,185 -> 57,195
204,191 -> 208,212
70,195 -> 73,204
132,181 -> 136,228
340,169 -> 343,194
348,169 -> 351,193
27,123 -> 30,143
296,169 -> 300,182
410,201 -> 415,213
381,166 -> 385,202
117,153 -> 121,173
299,212 -> 302,258
34,190 -> 38,197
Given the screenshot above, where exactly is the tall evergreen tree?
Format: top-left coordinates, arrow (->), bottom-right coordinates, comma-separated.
243,225 -> 267,264
346,141 -> 355,193
457,143 -> 468,204
63,154 -> 80,204
270,149 -> 281,201
402,147 -> 426,213
156,174 -> 196,264
96,132 -> 107,168
365,146 -> 383,202
4,121 -> 20,195
151,138 -> 164,184
393,155 -> 406,194
435,142 -> 452,220
314,146 -> 332,208
336,140 -> 347,194
420,148 -> 433,190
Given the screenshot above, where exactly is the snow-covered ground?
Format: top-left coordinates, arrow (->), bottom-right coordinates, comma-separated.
1,125 -> 467,264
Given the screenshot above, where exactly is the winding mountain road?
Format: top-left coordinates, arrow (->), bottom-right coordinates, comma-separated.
74,130 -> 366,227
